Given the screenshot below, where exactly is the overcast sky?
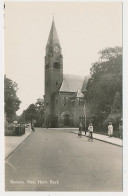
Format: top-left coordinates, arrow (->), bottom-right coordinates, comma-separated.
4,2 -> 122,115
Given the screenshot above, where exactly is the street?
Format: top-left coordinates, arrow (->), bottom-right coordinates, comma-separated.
5,128 -> 122,191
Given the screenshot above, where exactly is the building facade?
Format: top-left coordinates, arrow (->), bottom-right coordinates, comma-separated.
44,20 -> 88,128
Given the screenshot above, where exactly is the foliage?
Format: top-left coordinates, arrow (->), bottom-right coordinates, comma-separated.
90,47 -> 122,80
35,98 -> 45,127
25,104 -> 37,123
19,98 -> 45,127
5,123 -> 25,136
4,76 -> 21,123
86,46 -> 122,132
103,113 -> 122,130
4,123 -> 15,136
111,91 -> 122,114
18,110 -> 26,124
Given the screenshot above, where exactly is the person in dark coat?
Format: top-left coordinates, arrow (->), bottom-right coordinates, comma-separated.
31,123 -> 35,132
84,126 -> 87,136
78,122 -> 83,138
118,122 -> 122,139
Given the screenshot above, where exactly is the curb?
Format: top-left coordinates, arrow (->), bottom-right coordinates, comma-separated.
91,137 -> 122,147
5,131 -> 32,159
71,131 -> 122,147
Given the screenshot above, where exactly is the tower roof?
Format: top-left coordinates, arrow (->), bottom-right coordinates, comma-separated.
47,20 -> 60,46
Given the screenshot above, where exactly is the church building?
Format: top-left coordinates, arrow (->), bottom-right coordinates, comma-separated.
44,20 -> 88,128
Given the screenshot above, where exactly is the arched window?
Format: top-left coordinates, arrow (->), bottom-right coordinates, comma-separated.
63,97 -> 67,106
46,101 -> 49,106
71,99 -> 75,106
56,81 -> 58,87
46,63 -> 49,69
54,62 -> 60,69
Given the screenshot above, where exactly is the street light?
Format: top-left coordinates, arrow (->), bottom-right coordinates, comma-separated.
83,89 -> 87,129
83,103 -> 86,129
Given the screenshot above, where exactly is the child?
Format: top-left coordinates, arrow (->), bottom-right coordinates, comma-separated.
88,123 -> 93,141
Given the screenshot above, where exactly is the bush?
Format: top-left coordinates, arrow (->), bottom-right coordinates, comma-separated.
5,123 -> 25,136
103,113 -> 122,132
5,123 -> 15,136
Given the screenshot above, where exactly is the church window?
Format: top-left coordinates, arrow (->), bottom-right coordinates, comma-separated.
71,99 -> 75,106
49,51 -> 53,57
48,48 -> 53,57
46,63 -> 49,69
53,62 -> 60,69
46,101 -> 49,106
56,81 -> 58,87
63,97 -> 67,106
79,99 -> 84,106
56,99 -> 58,105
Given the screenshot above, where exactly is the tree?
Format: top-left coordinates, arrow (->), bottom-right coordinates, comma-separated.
18,98 -> 45,127
111,91 -> 122,114
103,91 -> 122,130
34,98 -> 45,127
86,46 -> 122,132
90,46 -> 122,80
25,104 -> 37,125
18,110 -> 26,124
4,75 -> 21,123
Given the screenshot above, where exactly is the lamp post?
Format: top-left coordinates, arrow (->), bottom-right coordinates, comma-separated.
83,90 -> 87,129
83,103 -> 86,129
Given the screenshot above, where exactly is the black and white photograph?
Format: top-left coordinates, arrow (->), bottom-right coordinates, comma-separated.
1,0 -> 126,193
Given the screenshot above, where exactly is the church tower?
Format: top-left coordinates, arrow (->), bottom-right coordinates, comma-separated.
44,19 -> 63,127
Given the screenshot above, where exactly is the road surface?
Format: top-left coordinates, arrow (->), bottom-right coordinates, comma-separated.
5,128 -> 122,191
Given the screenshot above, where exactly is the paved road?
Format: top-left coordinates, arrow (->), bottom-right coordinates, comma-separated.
5,128 -> 122,191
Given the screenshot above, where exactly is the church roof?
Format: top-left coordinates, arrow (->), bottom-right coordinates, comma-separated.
69,89 -> 84,99
60,74 -> 88,93
81,75 -> 90,92
47,20 -> 60,46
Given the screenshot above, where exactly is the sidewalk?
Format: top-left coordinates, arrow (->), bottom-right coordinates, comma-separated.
72,130 -> 122,147
5,129 -> 32,159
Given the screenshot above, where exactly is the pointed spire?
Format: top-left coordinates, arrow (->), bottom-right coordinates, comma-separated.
47,20 -> 60,46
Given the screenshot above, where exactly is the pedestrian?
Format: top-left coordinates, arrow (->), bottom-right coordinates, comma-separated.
88,123 -> 93,141
31,123 -> 35,132
84,126 -> 87,136
108,122 -> 113,137
118,122 -> 122,139
47,120 -> 49,129
78,122 -> 83,138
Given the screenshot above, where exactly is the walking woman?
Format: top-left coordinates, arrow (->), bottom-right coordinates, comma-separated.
108,122 -> 113,137
78,122 -> 83,138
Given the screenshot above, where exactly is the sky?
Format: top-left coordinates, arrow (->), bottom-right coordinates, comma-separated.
4,1 -> 122,115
